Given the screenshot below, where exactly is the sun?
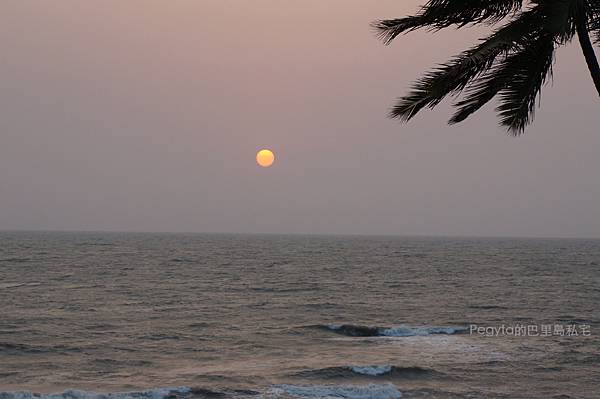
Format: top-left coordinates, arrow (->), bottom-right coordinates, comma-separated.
256,149 -> 275,167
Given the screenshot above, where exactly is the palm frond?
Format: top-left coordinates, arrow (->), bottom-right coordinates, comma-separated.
590,5 -> 600,42
389,9 -> 543,122
373,0 -> 523,44
534,0 -> 578,42
448,65 -> 513,126
386,1 -> 584,129
496,35 -> 556,134
450,33 -> 555,134
377,0 -> 599,132
449,2 -> 573,127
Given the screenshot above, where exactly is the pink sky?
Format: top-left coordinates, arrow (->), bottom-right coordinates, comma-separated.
1,1 -> 599,237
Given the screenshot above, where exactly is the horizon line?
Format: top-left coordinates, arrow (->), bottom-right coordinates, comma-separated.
1,228 -> 599,241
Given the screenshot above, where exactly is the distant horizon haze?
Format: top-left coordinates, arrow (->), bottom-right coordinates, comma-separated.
2,229 -> 599,241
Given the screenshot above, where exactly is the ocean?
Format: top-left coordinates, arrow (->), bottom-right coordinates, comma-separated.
1,232 -> 599,398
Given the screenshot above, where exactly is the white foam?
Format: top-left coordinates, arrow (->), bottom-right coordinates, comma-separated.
0,387 -> 191,399
324,324 -> 466,337
380,326 -> 464,337
270,383 -> 401,399
349,366 -> 392,376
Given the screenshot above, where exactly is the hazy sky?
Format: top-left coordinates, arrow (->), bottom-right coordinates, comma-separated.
1,1 -> 599,237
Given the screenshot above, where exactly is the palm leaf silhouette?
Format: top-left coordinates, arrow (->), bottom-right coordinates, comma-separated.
374,0 -> 600,134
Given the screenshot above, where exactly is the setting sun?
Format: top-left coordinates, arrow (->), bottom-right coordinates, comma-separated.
256,149 -> 275,167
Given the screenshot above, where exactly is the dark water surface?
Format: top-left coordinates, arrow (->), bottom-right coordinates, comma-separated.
1,232 -> 599,398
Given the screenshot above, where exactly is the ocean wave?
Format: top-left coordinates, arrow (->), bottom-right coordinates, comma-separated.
0,342 -> 83,355
1,386 -> 402,399
294,365 -> 438,379
269,383 -> 401,399
348,366 -> 392,376
351,366 -> 436,378
379,326 -> 465,337
0,387 -> 191,399
0,282 -> 41,289
315,324 -> 466,337
468,305 -> 509,310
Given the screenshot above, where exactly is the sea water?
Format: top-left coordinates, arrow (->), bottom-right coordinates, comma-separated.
1,232 -> 599,398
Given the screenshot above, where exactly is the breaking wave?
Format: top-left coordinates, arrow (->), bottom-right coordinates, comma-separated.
293,365 -> 438,378
349,366 -> 393,376
3,385 -> 404,399
312,324 -> 466,337
0,387 -> 191,399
